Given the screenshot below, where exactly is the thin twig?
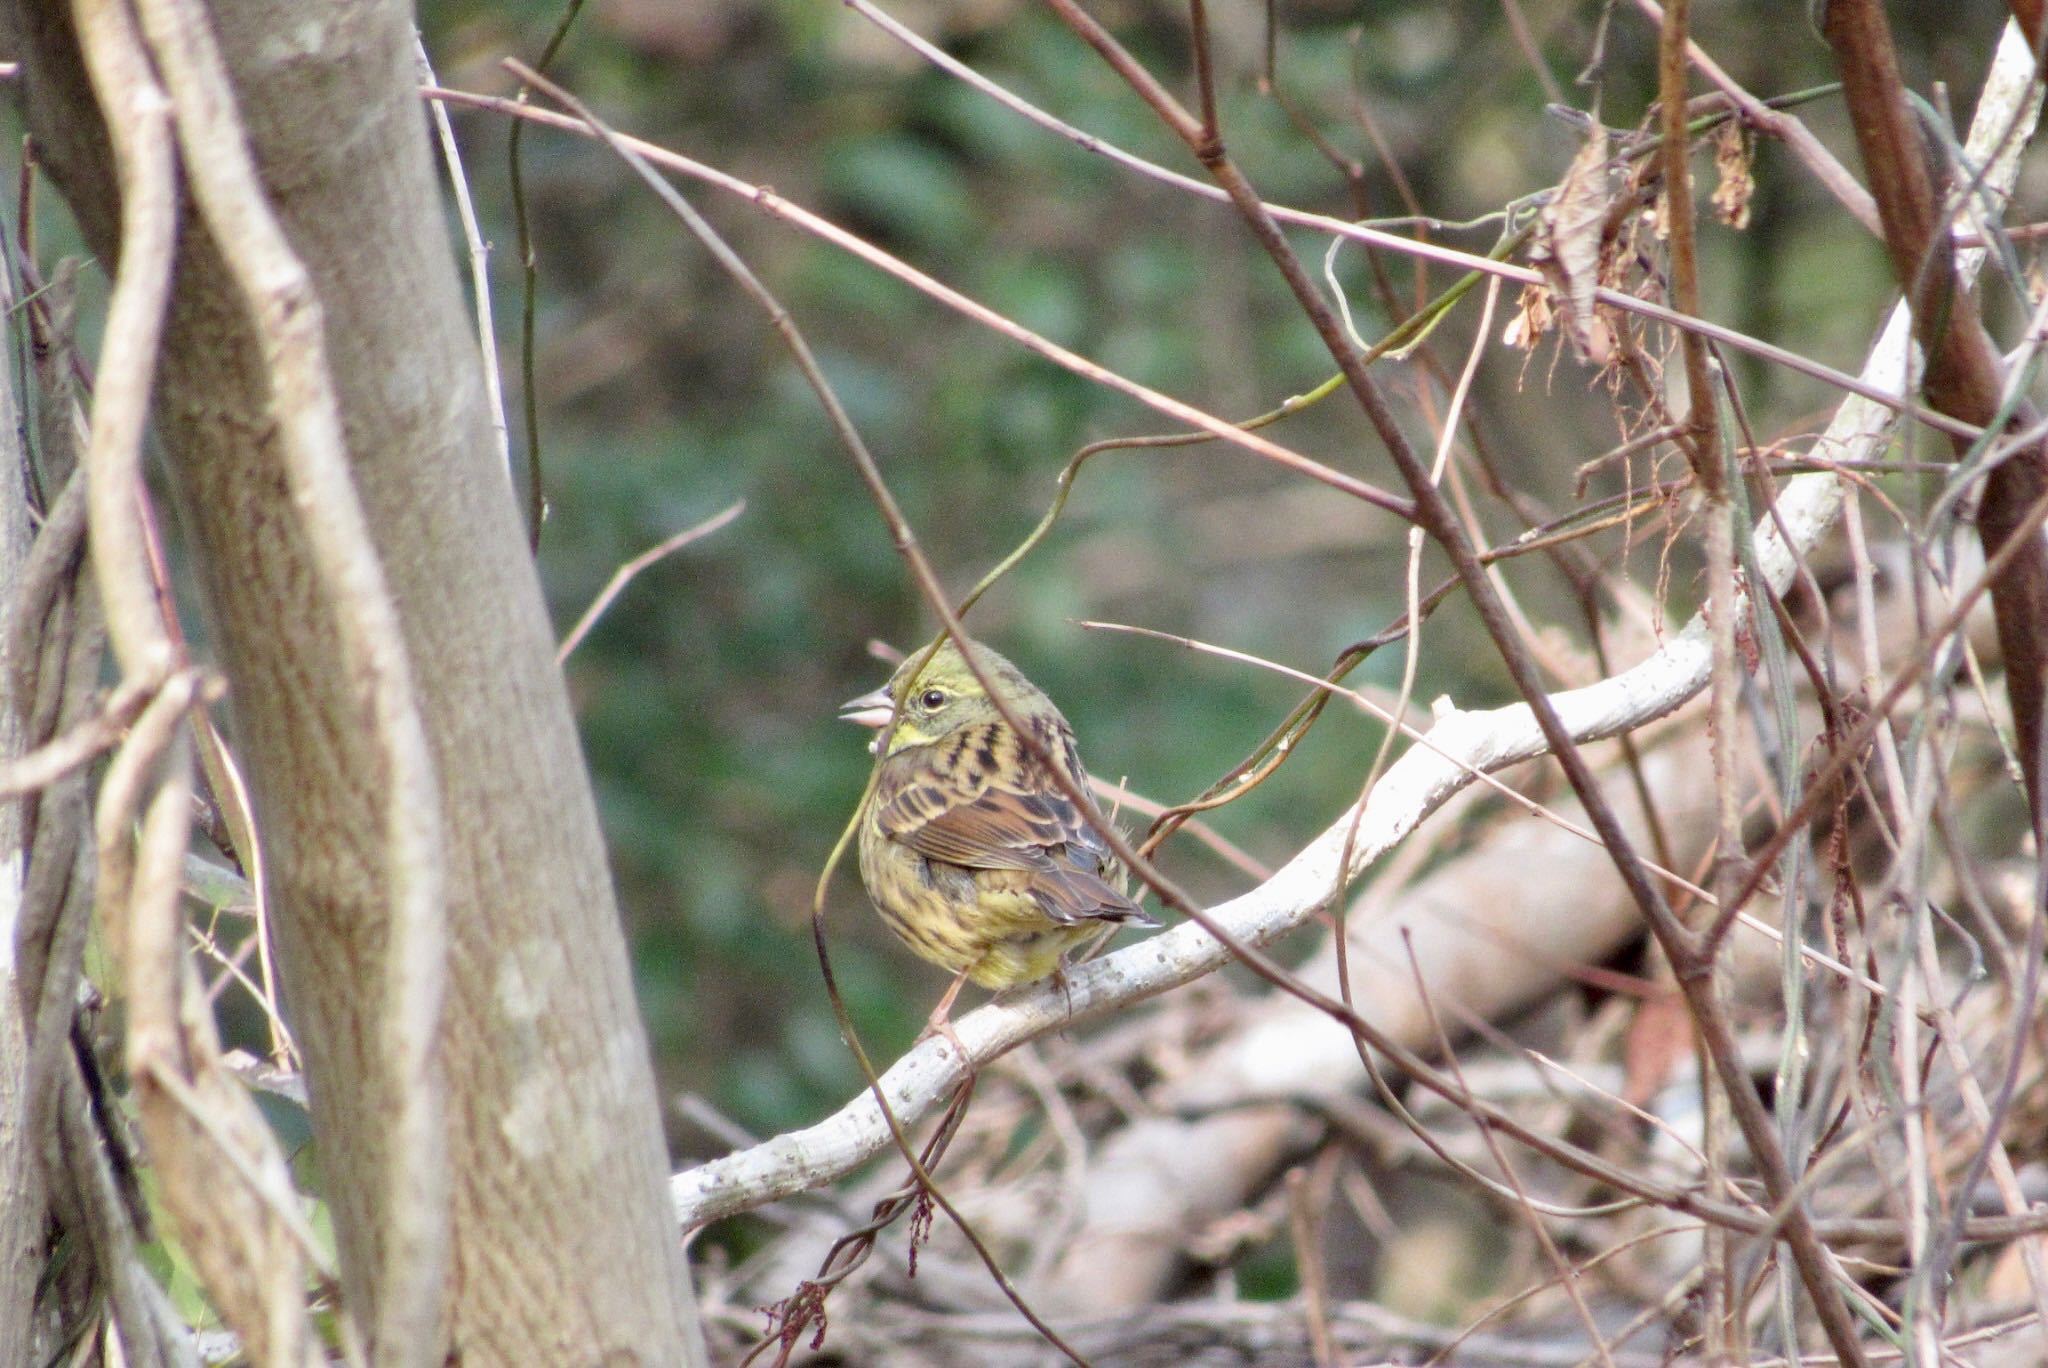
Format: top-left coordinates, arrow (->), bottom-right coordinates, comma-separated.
1038,2 -> 1865,1347
508,61 -> 1095,1366
557,500 -> 744,662
422,84 -> 1982,442
415,35 -> 509,480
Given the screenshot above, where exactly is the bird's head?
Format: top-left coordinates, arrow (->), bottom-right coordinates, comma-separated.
839,637 -> 1048,755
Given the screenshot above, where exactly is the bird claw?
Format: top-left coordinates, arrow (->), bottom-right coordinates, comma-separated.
914,1015 -> 971,1069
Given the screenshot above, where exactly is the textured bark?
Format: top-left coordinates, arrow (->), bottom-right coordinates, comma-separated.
0,326 -> 44,1368
6,1 -> 702,1359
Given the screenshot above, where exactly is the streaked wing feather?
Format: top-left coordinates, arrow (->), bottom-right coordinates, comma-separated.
875,723 -> 1146,926
875,739 -> 1074,871
1029,864 -> 1152,927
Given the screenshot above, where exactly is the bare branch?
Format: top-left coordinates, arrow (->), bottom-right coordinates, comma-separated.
671,19 -> 2041,1242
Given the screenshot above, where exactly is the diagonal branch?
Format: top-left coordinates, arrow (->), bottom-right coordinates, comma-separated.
1038,0 -> 1868,1356
672,17 -> 2042,1247
1825,0 -> 2048,830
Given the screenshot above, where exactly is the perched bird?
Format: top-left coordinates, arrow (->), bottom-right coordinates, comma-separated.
840,637 -> 1157,1032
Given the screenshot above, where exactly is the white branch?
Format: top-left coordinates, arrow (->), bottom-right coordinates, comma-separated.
671,20 -> 2042,1231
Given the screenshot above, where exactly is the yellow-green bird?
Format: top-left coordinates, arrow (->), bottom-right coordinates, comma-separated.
840,637 -> 1156,1030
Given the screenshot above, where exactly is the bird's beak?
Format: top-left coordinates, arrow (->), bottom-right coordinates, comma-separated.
838,687 -> 896,731
839,687 -> 896,755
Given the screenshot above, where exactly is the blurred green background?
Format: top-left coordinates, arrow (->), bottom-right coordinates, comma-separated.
406,0 -> 2008,1164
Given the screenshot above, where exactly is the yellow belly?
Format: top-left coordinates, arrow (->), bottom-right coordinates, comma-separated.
960,921 -> 1099,988
856,826 -> 1098,988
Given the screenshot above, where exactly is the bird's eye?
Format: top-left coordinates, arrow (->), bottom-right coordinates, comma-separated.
919,688 -> 947,711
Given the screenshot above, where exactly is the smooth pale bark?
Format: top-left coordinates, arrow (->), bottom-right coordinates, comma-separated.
5,1 -> 702,1358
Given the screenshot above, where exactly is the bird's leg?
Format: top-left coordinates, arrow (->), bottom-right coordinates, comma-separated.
1050,963 -> 1076,1021
917,965 -> 974,1065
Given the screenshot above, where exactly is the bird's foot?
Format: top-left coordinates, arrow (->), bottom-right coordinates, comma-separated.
913,1012 -> 972,1069
914,969 -> 974,1068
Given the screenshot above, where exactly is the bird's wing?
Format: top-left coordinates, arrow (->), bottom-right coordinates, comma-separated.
874,723 -> 1075,871
874,723 -> 1149,925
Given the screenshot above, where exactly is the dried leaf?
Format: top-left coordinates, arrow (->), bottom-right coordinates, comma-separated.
1531,127 -> 1620,365
1621,992 -> 1693,1109
1983,1235 -> 2048,1306
1502,283 -> 1554,350
1712,121 -> 1755,230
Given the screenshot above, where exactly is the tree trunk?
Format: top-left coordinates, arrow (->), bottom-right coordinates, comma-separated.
0,306 -> 45,1368
4,0 -> 704,1359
